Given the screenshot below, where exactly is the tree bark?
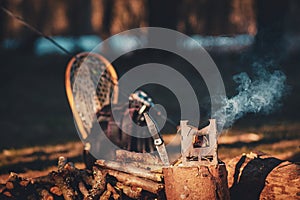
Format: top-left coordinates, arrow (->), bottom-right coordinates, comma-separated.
226,152 -> 300,200
163,163 -> 230,200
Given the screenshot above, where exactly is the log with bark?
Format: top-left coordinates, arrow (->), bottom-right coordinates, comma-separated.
226,152 -> 300,200
163,163 -> 230,200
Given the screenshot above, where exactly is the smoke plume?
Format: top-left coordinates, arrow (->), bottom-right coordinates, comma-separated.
214,63 -> 288,130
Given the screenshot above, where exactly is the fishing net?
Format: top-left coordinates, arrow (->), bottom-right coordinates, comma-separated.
65,52 -> 118,139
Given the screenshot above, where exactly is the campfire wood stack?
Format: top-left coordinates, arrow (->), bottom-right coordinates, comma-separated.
1,150 -> 299,199
0,150 -> 165,200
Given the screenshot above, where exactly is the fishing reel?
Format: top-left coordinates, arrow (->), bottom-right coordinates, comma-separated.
129,90 -> 154,126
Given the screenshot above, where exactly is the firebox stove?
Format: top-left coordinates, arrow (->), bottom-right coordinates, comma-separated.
180,119 -> 218,166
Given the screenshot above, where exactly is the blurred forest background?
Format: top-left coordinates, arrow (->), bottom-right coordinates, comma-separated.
0,0 -> 299,167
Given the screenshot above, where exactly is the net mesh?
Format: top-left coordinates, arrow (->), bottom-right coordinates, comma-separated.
67,53 -> 118,136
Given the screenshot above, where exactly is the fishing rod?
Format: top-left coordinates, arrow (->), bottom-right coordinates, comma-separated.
1,6 -> 72,56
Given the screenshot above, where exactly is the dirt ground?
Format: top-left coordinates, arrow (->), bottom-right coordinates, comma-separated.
0,123 -> 299,184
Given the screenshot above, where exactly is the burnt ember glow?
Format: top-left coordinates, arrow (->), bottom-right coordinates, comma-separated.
214,63 -> 288,130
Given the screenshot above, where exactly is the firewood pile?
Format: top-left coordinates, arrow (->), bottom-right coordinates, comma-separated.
1,150 -> 299,199
0,150 -> 166,200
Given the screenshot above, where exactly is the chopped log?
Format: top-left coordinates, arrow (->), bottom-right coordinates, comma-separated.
163,163 -> 230,200
96,159 -> 163,182
226,152 -> 300,200
116,150 -> 163,165
107,169 -> 164,194
116,182 -> 142,199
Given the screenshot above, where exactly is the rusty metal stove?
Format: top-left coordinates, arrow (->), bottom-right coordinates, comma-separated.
180,119 -> 218,166
163,119 -> 230,200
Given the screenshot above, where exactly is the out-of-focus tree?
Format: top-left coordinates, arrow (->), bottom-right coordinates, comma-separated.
18,0 -> 48,53
110,0 -> 147,35
178,0 -> 255,36
0,0 -> 8,44
229,0 -> 256,35
254,0 -> 289,59
101,0 -> 115,38
148,0 -> 180,30
67,0 -> 92,36
204,0 -> 231,35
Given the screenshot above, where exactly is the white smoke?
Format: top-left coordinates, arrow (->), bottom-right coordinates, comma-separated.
214,63 -> 288,130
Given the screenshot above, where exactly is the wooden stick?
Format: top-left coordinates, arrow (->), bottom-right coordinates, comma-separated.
2,191 -> 12,197
39,189 -> 54,200
49,186 -> 62,196
106,183 -> 117,194
78,182 -> 89,198
31,172 -> 56,185
5,182 -> 14,190
19,179 -> 30,187
116,150 -> 163,165
99,190 -> 111,200
52,173 -> 76,200
0,184 -> 5,193
106,183 -> 120,200
107,169 -> 164,194
78,170 -> 94,186
116,182 -> 142,199
96,160 -> 163,182
87,167 -> 107,199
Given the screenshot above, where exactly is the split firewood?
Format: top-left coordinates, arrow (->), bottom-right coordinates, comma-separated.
96,159 -> 163,182
112,193 -> 120,200
116,182 -> 142,199
0,184 -> 5,193
39,189 -> 54,200
107,169 -> 164,194
52,173 -> 76,200
106,183 -> 117,194
49,186 -> 62,196
78,181 -> 89,198
5,181 -> 14,190
31,172 -> 56,185
116,150 -> 163,165
87,166 -> 107,199
79,169 -> 94,186
2,191 -> 12,197
99,190 -> 111,200
104,183 -> 121,200
19,179 -> 30,187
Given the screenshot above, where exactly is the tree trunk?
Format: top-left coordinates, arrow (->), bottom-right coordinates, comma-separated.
254,0 -> 289,60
